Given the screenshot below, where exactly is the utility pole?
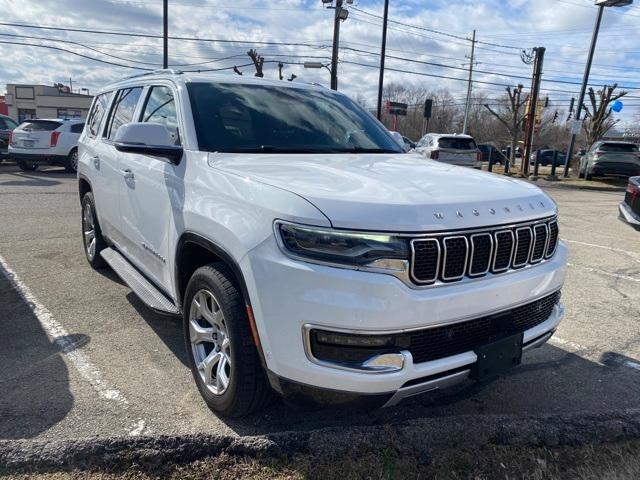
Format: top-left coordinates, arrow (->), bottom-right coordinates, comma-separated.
376,0 -> 390,120
522,47 -> 545,177
330,0 -> 344,91
462,29 -> 476,135
562,4 -> 604,177
163,0 -> 168,69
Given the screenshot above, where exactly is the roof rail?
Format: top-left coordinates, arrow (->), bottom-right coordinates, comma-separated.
119,69 -> 184,82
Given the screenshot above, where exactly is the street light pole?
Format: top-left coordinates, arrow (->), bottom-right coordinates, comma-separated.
163,0 -> 168,69
462,29 -> 476,135
563,0 -> 633,177
376,0 -> 390,120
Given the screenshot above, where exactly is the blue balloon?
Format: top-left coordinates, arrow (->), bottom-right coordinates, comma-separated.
612,100 -> 623,112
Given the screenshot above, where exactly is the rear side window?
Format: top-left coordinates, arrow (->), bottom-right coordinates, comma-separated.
105,87 -> 143,140
18,120 -> 62,132
599,143 -> 638,153
438,137 -> 477,150
70,123 -> 85,134
140,86 -> 180,145
87,93 -> 113,138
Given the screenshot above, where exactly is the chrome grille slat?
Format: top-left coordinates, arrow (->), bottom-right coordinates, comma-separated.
410,217 -> 559,286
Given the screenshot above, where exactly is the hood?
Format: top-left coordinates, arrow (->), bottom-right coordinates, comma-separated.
209,152 -> 556,232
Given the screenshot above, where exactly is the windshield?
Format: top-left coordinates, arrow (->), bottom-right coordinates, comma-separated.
598,143 -> 638,153
437,137 -> 477,150
187,83 -> 403,154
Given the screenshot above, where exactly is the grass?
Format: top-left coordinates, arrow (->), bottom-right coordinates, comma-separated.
4,440 -> 640,480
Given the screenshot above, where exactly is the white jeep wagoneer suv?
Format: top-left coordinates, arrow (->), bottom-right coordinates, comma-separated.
78,71 -> 566,417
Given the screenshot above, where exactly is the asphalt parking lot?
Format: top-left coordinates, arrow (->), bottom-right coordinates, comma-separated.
1,163 -> 639,444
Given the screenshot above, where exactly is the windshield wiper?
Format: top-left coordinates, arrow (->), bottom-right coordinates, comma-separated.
221,146 -> 333,154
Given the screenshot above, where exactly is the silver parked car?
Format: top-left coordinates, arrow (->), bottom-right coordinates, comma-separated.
415,133 -> 481,168
579,141 -> 640,180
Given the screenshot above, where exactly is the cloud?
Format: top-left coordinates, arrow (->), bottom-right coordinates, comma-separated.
0,0 -> 638,122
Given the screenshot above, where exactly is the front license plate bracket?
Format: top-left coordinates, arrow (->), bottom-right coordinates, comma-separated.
471,333 -> 523,381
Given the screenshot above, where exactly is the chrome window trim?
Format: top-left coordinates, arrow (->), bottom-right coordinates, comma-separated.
512,227 -> 534,268
409,238 -> 441,285
545,220 -> 559,259
468,233 -> 493,277
442,236 -> 469,281
530,223 -> 549,264
491,230 -> 515,273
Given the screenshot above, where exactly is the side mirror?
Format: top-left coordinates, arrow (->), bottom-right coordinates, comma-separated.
114,123 -> 183,164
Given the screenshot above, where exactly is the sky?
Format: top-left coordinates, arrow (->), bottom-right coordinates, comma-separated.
0,0 -> 639,126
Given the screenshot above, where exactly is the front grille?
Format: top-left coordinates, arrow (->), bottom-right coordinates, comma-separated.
411,217 -> 559,285
407,290 -> 560,363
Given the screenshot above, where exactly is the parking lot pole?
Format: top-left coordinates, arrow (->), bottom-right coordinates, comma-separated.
163,0 -> 168,69
563,4 -> 605,178
532,150 -> 540,179
488,147 -> 494,173
549,150 -> 558,179
504,156 -> 510,175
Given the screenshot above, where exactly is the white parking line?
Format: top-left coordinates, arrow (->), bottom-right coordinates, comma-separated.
550,336 -> 640,372
0,253 -> 128,405
563,239 -> 640,262
566,262 -> 640,283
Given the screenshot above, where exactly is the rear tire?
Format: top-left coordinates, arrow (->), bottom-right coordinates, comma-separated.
585,172 -> 593,181
65,149 -> 78,173
17,160 -> 38,171
183,264 -> 273,418
81,192 -> 107,269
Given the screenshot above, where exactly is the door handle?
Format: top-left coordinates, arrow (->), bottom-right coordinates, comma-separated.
91,156 -> 100,169
121,169 -> 134,180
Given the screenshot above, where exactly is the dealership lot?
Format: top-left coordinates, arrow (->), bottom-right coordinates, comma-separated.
1,164 -> 639,443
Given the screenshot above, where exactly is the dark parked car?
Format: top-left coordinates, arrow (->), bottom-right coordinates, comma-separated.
619,176 -> 640,229
0,114 -> 19,161
529,149 -> 566,167
478,144 -> 507,164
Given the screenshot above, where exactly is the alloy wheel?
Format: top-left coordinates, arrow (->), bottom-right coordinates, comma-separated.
189,289 -> 232,395
82,202 -> 96,260
71,151 -> 78,171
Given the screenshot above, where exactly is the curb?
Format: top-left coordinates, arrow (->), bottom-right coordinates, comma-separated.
2,409 -> 640,473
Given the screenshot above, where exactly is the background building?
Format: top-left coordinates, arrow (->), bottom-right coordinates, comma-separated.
4,84 -> 93,122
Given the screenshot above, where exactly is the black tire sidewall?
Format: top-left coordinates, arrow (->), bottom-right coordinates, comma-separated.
17,160 -> 38,171
183,266 -> 254,415
81,192 -> 106,268
65,149 -> 78,173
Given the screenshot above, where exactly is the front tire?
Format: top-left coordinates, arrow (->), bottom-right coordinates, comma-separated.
65,149 -> 78,173
81,192 -> 107,269
183,265 -> 272,417
17,160 -> 38,171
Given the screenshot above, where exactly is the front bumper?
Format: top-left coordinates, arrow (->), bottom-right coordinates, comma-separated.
242,236 -> 567,397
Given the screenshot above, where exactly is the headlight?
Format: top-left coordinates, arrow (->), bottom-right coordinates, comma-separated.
276,221 -> 409,270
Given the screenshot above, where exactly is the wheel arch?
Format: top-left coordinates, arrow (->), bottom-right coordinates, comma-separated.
78,174 -> 91,202
175,232 -> 251,310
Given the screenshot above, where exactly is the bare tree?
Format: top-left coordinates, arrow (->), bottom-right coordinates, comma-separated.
581,84 -> 627,148
483,85 -> 527,164
247,49 -> 264,78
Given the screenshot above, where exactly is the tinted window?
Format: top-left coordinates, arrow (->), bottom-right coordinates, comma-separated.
140,86 -> 180,145
70,123 -> 85,134
187,83 -> 402,154
17,120 -> 62,132
106,87 -> 143,140
599,143 -> 638,153
437,137 -> 477,150
5,118 -> 18,129
0,119 -> 5,129
87,93 -> 112,138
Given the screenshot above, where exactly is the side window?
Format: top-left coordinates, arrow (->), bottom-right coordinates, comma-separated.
87,92 -> 113,138
105,87 -> 143,140
140,86 -> 180,145
71,123 -> 85,134
0,119 -> 6,129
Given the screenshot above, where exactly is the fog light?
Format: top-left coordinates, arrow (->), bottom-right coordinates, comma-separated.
362,353 -> 405,371
316,331 -> 396,348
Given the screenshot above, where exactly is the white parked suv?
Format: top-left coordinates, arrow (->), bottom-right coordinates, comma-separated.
78,71 -> 566,417
9,118 -> 84,172
415,133 -> 481,168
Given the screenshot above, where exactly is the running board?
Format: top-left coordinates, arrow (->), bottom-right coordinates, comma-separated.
100,247 -> 180,314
